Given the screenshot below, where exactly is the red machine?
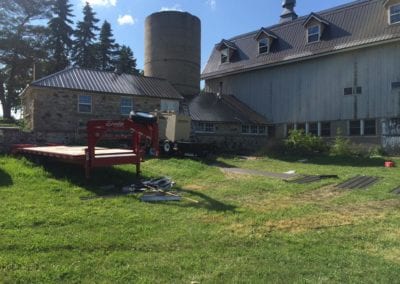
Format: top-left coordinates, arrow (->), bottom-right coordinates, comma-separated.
13,112 -> 159,178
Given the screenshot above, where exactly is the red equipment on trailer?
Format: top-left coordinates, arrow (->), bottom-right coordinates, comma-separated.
13,112 -> 159,178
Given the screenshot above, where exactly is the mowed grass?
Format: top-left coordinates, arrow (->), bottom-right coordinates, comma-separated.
1,154 -> 400,283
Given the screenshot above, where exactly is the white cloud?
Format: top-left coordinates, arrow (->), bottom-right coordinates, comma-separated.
160,4 -> 183,12
82,0 -> 117,7
117,14 -> 136,25
206,0 -> 216,11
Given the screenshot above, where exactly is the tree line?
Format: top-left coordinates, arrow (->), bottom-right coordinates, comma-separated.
0,0 -> 139,119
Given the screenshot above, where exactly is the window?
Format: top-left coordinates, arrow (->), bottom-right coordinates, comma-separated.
196,122 -> 215,133
390,4 -> 400,25
307,25 -> 320,43
297,123 -> 306,132
364,119 -> 376,136
349,120 -> 361,136
258,38 -> 269,54
308,122 -> 318,136
321,122 -> 331,137
355,86 -> 362,94
221,48 -> 229,63
160,100 -> 179,112
242,125 -> 266,135
78,95 -> 92,113
344,87 -> 353,96
120,97 -> 133,116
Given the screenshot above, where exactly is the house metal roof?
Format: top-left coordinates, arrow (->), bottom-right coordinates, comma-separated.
30,67 -> 183,100
188,93 -> 268,124
202,0 -> 400,79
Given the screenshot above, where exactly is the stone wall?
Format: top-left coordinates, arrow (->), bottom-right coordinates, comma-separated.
0,128 -> 33,153
22,87 -> 165,133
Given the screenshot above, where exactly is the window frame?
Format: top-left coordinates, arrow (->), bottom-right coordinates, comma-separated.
220,48 -> 229,64
196,122 -> 215,133
78,94 -> 92,114
389,3 -> 400,25
120,97 -> 133,116
363,119 -> 376,136
258,38 -> 269,54
241,124 -> 267,135
308,122 -> 319,136
349,120 -> 361,136
307,24 -> 320,43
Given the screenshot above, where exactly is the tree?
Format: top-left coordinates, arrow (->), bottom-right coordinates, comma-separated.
115,45 -> 139,75
71,2 -> 99,68
0,0 -> 52,119
97,21 -> 117,71
47,0 -> 74,73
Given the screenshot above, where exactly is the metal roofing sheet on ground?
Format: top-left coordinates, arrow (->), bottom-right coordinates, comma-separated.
202,0 -> 400,79
31,67 -> 183,100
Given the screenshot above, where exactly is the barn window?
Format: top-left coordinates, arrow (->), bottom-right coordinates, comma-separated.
364,119 -> 376,136
259,126 -> 266,135
390,4 -> 400,25
321,122 -> 331,137
308,122 -> 318,136
307,25 -> 320,43
344,87 -> 353,96
196,122 -> 215,133
349,120 -> 361,136
355,86 -> 362,94
258,38 -> 269,54
78,95 -> 92,113
242,125 -> 250,134
297,123 -> 306,132
221,48 -> 229,63
242,125 -> 266,135
120,97 -> 133,116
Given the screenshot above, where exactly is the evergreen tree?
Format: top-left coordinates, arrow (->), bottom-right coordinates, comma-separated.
115,45 -> 139,75
47,0 -> 74,73
97,21 -> 117,71
71,2 -> 99,68
0,0 -> 52,119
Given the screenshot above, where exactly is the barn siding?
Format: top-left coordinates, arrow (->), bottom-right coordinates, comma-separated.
205,42 -> 400,124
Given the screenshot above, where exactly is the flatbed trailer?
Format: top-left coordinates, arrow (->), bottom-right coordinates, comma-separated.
13,112 -> 159,178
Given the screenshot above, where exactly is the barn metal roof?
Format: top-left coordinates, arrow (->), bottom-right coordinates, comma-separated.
202,0 -> 400,79
30,67 -> 183,100
188,93 -> 268,124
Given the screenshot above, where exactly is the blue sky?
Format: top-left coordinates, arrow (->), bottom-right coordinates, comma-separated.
70,0 -> 354,71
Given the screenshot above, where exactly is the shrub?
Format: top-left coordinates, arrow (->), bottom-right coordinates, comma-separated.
329,131 -> 354,157
284,130 -> 328,156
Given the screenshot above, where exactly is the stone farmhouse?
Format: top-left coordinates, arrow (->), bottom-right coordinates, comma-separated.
21,68 -> 183,142
202,0 -> 400,152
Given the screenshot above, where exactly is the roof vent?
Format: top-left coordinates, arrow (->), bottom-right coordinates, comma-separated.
280,0 -> 298,24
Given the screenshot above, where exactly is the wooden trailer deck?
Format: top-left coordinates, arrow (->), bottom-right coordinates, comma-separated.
16,146 -> 136,160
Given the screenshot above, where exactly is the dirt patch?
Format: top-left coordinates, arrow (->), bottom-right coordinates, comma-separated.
184,184 -> 208,191
296,186 -> 345,203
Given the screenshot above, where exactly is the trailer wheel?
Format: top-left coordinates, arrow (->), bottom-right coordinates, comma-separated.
163,141 -> 172,154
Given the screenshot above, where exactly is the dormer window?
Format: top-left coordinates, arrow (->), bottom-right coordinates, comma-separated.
390,4 -> 400,24
216,39 -> 237,64
254,28 -> 277,55
307,25 -> 320,43
221,48 -> 229,63
258,38 -> 269,54
303,13 -> 329,44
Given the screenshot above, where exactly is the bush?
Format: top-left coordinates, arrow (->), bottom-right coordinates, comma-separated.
329,132 -> 354,157
284,130 -> 328,156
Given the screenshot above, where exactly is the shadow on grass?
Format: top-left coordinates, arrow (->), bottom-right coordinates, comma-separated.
269,154 -> 387,168
152,187 -> 237,213
33,159 -> 236,212
0,168 -> 13,188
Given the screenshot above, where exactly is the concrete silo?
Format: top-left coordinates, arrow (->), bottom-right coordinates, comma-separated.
144,11 -> 201,97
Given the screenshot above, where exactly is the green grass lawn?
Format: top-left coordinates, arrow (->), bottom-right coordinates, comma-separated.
1,154 -> 400,282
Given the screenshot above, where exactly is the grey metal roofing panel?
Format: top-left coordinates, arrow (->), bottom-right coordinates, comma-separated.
31,67 -> 183,100
188,93 -> 268,124
202,0 -> 400,79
